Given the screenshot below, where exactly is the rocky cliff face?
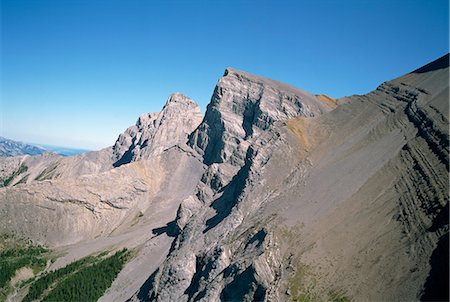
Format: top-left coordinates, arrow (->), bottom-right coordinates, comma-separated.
0,55 -> 448,302
113,93 -> 202,167
0,92 -> 204,247
135,56 -> 449,302
0,93 -> 202,188
189,67 -> 333,167
137,67 -> 335,302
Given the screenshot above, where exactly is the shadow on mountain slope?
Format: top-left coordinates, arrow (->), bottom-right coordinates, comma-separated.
413,53 -> 449,74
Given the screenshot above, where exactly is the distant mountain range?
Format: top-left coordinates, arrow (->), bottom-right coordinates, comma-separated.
31,143 -> 92,156
0,136 -> 46,157
0,137 -> 91,157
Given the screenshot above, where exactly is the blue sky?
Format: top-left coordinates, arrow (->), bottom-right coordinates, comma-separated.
1,0 -> 448,150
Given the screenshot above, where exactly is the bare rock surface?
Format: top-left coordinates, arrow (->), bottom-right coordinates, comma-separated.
189,67 -> 334,167
0,93 -> 201,188
0,55 -> 448,302
113,93 -> 202,167
0,148 -> 113,187
138,67 -> 335,302
0,146 -> 203,247
134,56 -> 449,302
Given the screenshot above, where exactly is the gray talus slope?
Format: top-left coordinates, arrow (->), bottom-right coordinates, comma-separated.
135,55 -> 448,301
276,56 -> 448,301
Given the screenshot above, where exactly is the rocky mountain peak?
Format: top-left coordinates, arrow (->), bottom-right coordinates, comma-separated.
164,92 -> 198,107
112,93 -> 202,167
140,57 -> 449,302
189,67 -> 334,166
0,56 -> 448,302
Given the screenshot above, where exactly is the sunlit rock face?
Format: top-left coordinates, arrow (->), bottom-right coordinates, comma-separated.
137,56 -> 449,302
0,55 -> 448,302
113,92 -> 202,167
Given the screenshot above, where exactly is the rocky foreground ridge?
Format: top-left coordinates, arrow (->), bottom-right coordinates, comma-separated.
0,55 -> 448,301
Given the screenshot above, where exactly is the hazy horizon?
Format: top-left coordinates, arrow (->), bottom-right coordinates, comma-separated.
0,135 -> 92,154
1,0 -> 448,150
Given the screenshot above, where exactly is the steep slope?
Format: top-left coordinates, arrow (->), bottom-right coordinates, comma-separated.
0,92 -> 204,247
135,55 -> 448,301
273,55 -> 449,301
0,56 -> 447,302
0,93 -> 204,301
0,93 -> 202,188
113,93 -> 202,167
0,137 -> 46,157
135,68 -> 338,301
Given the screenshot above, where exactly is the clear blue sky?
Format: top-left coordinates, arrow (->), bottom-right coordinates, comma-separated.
1,0 -> 448,150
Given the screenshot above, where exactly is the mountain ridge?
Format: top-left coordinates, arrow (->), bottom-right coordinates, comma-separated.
0,55 -> 448,301
0,137 -> 47,157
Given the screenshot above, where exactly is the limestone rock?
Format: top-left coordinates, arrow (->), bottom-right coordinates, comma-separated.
189,68 -> 333,167
0,56 -> 448,302
0,148 -> 114,187
113,93 -> 202,167
141,68 -> 336,301
135,56 -> 449,302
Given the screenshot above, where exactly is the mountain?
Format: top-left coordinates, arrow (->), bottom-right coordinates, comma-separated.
31,144 -> 92,156
0,137 -> 90,158
0,54 -> 448,302
0,137 -> 46,157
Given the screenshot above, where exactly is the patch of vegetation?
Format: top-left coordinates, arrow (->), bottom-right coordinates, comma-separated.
2,164 -> 28,187
286,253 -> 350,302
293,280 -> 319,302
14,174 -> 29,186
292,283 -> 350,302
24,249 -> 130,302
0,246 -> 48,288
328,289 -> 350,302
23,255 -> 96,301
44,249 -> 130,301
0,243 -> 49,302
34,163 -> 59,181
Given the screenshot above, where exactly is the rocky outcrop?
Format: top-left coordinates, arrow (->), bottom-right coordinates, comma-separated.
0,145 -> 204,247
113,93 -> 202,167
0,148 -> 113,187
188,68 -> 333,167
0,93 -> 202,187
139,68 -> 336,301
0,56 -> 448,302
0,93 -> 205,247
135,56 -> 449,302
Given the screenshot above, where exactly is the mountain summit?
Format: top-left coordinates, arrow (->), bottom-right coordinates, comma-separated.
0,55 -> 448,301
112,92 -> 202,167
